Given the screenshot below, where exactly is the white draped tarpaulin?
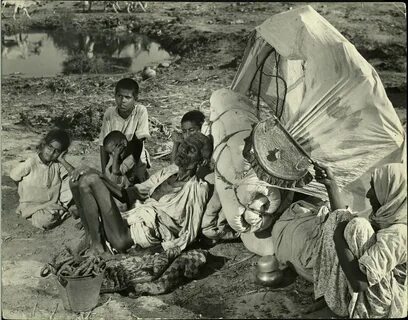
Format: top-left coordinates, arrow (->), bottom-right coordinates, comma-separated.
230,5 -> 406,214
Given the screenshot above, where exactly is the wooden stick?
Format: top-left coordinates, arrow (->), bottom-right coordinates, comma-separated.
50,303 -> 59,320
272,115 -> 315,164
393,2 -> 406,16
152,150 -> 172,159
32,296 -> 39,318
228,253 -> 256,268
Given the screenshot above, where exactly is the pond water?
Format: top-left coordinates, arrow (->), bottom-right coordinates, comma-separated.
1,29 -> 171,77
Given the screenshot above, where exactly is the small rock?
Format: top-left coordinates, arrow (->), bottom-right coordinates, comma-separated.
142,67 -> 156,80
218,57 -> 239,69
158,62 -> 170,68
115,25 -> 127,33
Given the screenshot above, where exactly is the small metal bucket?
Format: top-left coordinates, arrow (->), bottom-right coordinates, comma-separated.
56,272 -> 104,312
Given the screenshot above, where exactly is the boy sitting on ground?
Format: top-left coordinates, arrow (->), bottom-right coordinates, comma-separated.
171,110 -> 209,163
100,77 -> 150,184
103,130 -> 142,211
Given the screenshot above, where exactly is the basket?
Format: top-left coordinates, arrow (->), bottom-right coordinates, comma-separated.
56,272 -> 104,312
244,116 -> 313,188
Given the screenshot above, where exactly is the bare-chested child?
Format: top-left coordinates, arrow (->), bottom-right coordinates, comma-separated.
103,130 -> 142,211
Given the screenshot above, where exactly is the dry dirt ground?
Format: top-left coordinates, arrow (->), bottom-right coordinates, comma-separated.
1,1 -> 406,319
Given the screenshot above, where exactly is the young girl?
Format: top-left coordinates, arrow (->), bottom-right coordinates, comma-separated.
10,129 -> 74,230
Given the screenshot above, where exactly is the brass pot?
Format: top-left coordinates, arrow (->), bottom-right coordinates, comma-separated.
256,255 -> 280,273
255,270 -> 284,287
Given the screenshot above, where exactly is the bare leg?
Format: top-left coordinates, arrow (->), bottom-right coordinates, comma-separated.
78,177 -> 106,254
137,2 -> 146,12
114,1 -> 121,11
79,173 -> 134,253
23,8 -> 30,19
70,180 -> 90,232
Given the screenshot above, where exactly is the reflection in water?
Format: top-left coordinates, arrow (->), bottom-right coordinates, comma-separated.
2,30 -> 171,76
2,33 -> 44,60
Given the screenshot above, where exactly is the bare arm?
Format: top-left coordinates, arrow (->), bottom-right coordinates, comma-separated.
129,135 -> 144,163
100,146 -> 109,174
58,152 -> 75,174
99,174 -> 126,201
334,221 -> 369,292
313,161 -> 347,211
170,131 -> 183,164
111,144 -> 124,176
67,159 -> 126,201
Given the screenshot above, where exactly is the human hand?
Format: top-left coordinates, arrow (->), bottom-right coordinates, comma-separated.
57,151 -> 68,163
313,161 -> 336,187
70,166 -> 93,182
165,246 -> 181,258
112,143 -> 126,159
171,130 -> 183,143
135,184 -> 150,200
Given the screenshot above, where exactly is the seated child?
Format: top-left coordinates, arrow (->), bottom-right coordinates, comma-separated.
10,129 -> 73,230
103,130 -> 142,211
171,110 -> 209,163
99,78 -> 150,183
171,110 -> 239,243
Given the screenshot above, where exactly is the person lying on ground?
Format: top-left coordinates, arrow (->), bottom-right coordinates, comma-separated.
9,129 -> 74,230
270,162 -> 407,318
69,132 -> 213,256
99,77 -> 150,183
171,110 -> 239,243
103,130 -> 143,211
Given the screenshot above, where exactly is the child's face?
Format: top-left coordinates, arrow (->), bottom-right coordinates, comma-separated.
181,121 -> 201,139
105,140 -> 127,159
40,140 -> 63,163
115,88 -> 136,119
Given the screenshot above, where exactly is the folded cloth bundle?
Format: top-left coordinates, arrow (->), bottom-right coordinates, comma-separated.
101,249 -> 208,295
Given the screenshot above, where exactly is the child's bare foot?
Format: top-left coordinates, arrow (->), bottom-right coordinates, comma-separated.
84,248 -> 114,261
69,205 -> 80,219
